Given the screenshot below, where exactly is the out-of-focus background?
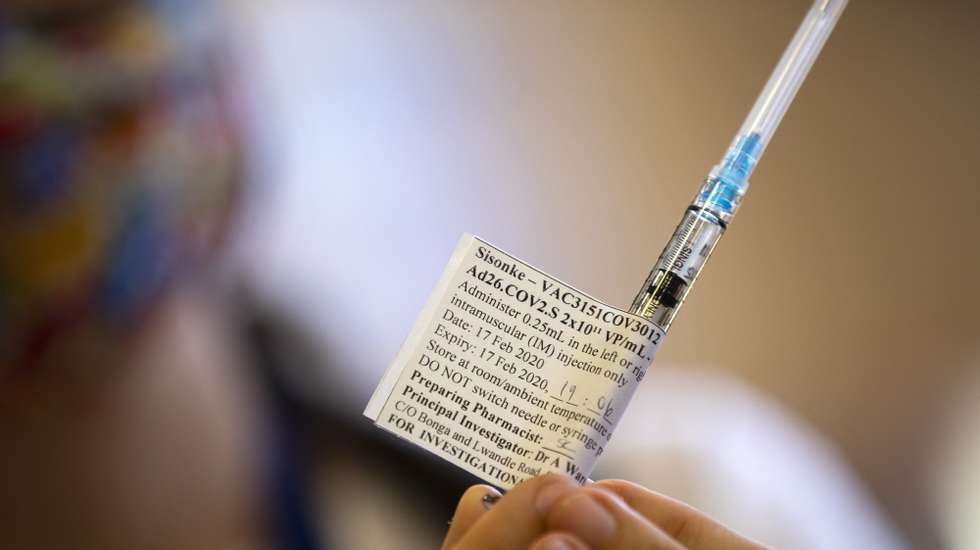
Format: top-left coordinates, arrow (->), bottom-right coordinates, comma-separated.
3,1 -> 977,549
227,1 -> 979,549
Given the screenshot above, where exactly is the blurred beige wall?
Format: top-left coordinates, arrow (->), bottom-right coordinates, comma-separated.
236,1 -> 980,548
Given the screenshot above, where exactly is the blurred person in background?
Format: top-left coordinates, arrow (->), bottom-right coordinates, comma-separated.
0,1 -> 918,549
0,1 -> 274,548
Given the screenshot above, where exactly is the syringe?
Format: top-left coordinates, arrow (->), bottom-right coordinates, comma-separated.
631,0 -> 848,328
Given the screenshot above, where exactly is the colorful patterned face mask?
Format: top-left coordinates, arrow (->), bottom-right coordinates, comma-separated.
0,1 -> 240,375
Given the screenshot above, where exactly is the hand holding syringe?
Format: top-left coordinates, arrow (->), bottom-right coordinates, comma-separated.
445,4 -> 852,545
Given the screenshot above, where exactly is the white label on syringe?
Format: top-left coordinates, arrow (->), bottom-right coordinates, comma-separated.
364,234 -> 663,488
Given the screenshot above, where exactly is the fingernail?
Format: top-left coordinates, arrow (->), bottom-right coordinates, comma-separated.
550,492 -> 616,546
481,490 -> 502,510
534,480 -> 575,515
534,534 -> 580,550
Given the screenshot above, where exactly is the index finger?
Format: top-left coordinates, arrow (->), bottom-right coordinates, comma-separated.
593,479 -> 770,549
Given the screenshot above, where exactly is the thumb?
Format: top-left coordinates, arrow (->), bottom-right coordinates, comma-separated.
442,485 -> 501,550
446,474 -> 578,550
545,487 -> 684,550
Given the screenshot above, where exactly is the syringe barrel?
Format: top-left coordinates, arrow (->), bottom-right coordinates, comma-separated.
631,202 -> 726,329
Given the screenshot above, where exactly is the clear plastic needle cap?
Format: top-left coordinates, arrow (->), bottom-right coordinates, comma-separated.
702,0 -> 848,218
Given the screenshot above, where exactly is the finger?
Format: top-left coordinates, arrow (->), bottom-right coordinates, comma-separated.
448,473 -> 578,550
528,532 -> 591,550
593,480 -> 769,549
546,487 -> 683,550
442,485 -> 502,550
